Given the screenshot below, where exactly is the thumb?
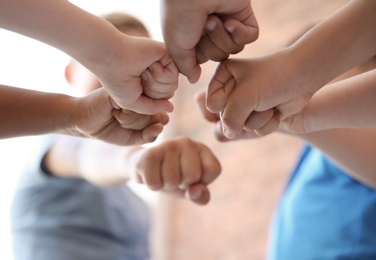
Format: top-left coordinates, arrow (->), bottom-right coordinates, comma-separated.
186,183 -> 211,205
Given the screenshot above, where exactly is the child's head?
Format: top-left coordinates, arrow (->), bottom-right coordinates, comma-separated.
65,12 -> 150,94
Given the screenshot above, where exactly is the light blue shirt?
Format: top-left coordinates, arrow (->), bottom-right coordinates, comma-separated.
267,146 -> 376,260
11,135 -> 151,260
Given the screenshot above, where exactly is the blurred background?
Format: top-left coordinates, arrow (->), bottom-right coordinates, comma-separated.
0,0 -> 348,259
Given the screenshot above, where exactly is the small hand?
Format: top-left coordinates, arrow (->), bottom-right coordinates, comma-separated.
73,88 -> 168,146
130,136 -> 221,205
98,36 -> 179,115
161,0 -> 259,83
206,54 -> 312,139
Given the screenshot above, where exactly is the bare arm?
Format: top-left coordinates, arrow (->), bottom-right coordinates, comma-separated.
44,136 -> 222,205
287,0 -> 376,95
282,69 -> 376,188
196,88 -> 376,188
0,0 -> 119,76
0,85 -> 78,139
0,85 -> 167,145
43,136 -> 139,186
206,0 -> 376,138
298,128 -> 376,189
0,0 -> 178,114
282,69 -> 376,133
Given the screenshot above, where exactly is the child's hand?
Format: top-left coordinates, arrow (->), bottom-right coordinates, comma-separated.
195,90 -> 260,142
72,88 -> 169,146
141,52 -> 178,100
129,136 -> 222,205
161,0 -> 259,83
205,54 -> 313,139
196,15 -> 258,65
97,35 -> 179,115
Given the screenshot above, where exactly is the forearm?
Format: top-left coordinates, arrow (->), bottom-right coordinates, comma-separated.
44,136 -> 144,186
303,69 -> 376,131
287,0 -> 376,94
298,128 -> 376,189
0,0 -> 121,77
0,85 -> 80,138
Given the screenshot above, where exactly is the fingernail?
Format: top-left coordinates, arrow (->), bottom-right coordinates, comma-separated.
206,20 -> 216,31
189,188 -> 202,200
141,72 -> 147,82
224,128 -> 236,139
225,25 -> 235,33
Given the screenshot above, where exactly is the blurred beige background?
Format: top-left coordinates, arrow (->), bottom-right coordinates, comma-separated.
152,1 -> 348,259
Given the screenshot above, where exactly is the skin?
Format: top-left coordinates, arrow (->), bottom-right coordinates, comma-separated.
43,22 -> 221,205
205,0 -> 376,138
44,135 -> 221,205
282,69 -> 376,133
0,85 -> 166,145
0,0 -> 179,142
161,0 -> 259,83
195,57 -> 376,189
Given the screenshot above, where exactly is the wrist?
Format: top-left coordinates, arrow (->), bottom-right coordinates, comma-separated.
73,26 -> 125,82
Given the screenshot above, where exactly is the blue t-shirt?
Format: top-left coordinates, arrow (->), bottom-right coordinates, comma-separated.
11,136 -> 151,260
267,145 -> 376,260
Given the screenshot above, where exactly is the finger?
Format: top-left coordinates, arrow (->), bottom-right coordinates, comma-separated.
279,113 -> 306,134
198,18 -> 230,62
204,16 -> 244,55
206,63 -> 236,113
167,48 -> 201,84
213,121 -> 231,141
186,183 -> 211,205
214,121 -> 260,142
140,147 -> 164,190
126,95 -> 174,114
196,44 -> 209,65
199,145 -> 221,185
244,110 -> 274,131
123,123 -> 163,145
198,35 -> 229,62
223,17 -> 259,46
161,183 -> 210,206
157,52 -> 180,82
162,7 -> 204,84
194,90 -> 220,123
220,77 -> 258,139
141,52 -> 179,99
141,69 -> 177,100
254,111 -> 280,136
160,145 -> 182,190
112,110 -> 169,130
179,139 -> 202,189
221,94 -> 251,139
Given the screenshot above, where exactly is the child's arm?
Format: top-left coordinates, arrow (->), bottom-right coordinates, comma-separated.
281,69 -> 376,133
206,0 -> 376,138
43,136 -> 221,205
0,85 -> 168,145
196,89 -> 376,188
0,0 -> 178,114
161,0 -> 259,83
298,128 -> 376,189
